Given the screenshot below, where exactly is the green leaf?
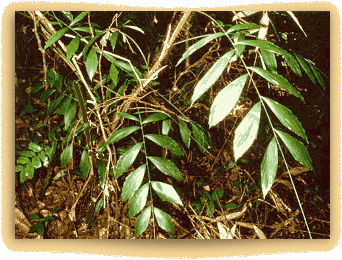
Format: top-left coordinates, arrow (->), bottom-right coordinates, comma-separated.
109,63 -> 119,86
284,53 -> 302,77
95,197 -> 104,214
154,207 -> 174,234
47,95 -> 65,116
275,129 -> 314,171
225,202 -> 237,209
29,142 -> 42,153
135,206 -> 152,237
248,67 -> 305,103
151,181 -> 183,206
190,120 -> 210,152
80,150 -> 91,180
260,48 -> 277,74
262,97 -> 308,142
15,165 -> 24,172
207,200 -> 215,217
31,156 -> 42,169
142,112 -> 168,124
233,102 -> 261,161
20,168 -> 26,183
308,61 -> 325,90
292,52 -> 316,84
191,50 -> 235,106
147,156 -> 183,181
17,156 -> 30,164
128,183 -> 149,218
61,11 -> 73,21
236,39 -> 286,56
209,74 -> 248,128
98,126 -> 140,153
66,36 -> 80,61
97,161 -> 106,189
44,27 -> 69,50
18,150 -> 36,157
227,23 -> 262,33
46,140 -> 57,161
60,144 -> 73,169
116,112 -> 139,122
69,11 -> 89,27
26,161 -> 34,179
122,164 -> 146,201
260,137 -> 278,198
115,142 -> 143,179
104,53 -> 133,73
86,47 -> 98,81
109,30 -> 119,52
40,89 -> 56,104
178,118 -> 191,148
145,134 -> 184,157
38,151 -> 49,167
162,119 -> 172,136
64,101 -> 77,131
176,32 -> 225,66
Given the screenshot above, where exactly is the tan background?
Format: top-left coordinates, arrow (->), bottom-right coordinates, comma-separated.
2,1 -> 340,258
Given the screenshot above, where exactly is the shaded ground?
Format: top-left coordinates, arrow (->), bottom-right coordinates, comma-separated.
15,11 -> 330,239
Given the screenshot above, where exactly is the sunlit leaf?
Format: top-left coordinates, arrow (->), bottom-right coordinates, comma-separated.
262,97 -> 308,142
28,142 -> 42,152
162,119 -> 172,135
135,206 -> 152,237
176,32 -> 225,66
275,129 -> 314,171
69,11 -> 89,27
147,156 -> 183,181
232,11 -> 260,21
151,181 -> 183,205
145,134 -> 184,157
154,207 -> 174,234
128,183 -> 149,218
60,144 -> 73,169
178,118 -> 191,148
31,156 -> 42,169
191,50 -> 235,106
286,11 -> 307,37
124,25 -> 145,34
26,161 -> 34,179
115,142 -> 143,179
122,164 -> 146,201
44,27 -> 68,50
233,102 -> 261,161
66,36 -> 80,61
209,74 -> 248,128
260,137 -> 278,198
248,67 -> 305,103
80,150 -> 91,180
61,11 -> 73,21
17,156 -> 30,164
86,47 -> 98,81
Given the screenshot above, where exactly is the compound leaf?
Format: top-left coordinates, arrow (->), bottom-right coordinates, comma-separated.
145,134 -> 184,157
151,181 -> 183,206
147,156 -> 183,181
262,96 -> 308,142
209,74 -> 248,128
115,142 -> 143,179
122,164 -> 146,201
135,205 -> 152,237
275,129 -> 314,171
233,102 -> 261,161
128,183 -> 149,218
260,137 -> 278,198
154,207 -> 174,234
191,50 -> 235,106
